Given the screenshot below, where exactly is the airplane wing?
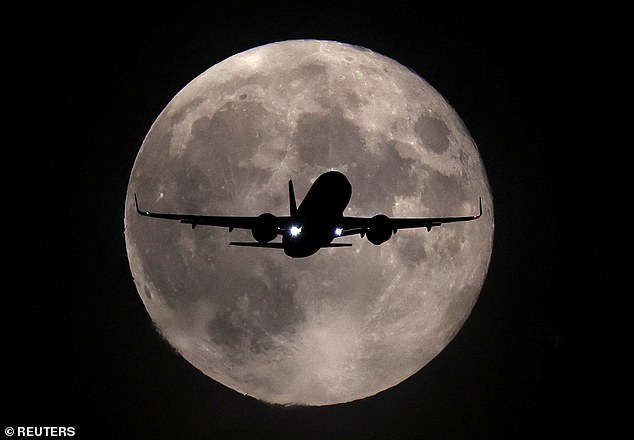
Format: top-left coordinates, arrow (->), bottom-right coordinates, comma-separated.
134,194 -> 291,231
338,198 -> 483,236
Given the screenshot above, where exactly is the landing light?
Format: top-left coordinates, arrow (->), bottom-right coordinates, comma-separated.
290,226 -> 302,237
334,227 -> 343,236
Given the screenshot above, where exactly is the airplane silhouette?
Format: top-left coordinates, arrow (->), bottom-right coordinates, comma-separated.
135,170 -> 482,258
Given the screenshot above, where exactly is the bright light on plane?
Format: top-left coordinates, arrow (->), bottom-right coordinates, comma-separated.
290,226 -> 302,237
334,227 -> 343,236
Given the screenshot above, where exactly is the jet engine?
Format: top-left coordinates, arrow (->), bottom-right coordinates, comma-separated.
252,213 -> 278,243
366,214 -> 393,245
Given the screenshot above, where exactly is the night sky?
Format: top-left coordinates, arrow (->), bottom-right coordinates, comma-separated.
6,4 -> 611,439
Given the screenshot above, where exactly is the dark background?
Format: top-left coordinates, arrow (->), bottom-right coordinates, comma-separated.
6,4 -> 612,439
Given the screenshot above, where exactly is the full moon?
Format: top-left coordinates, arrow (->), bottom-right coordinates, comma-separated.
124,40 -> 493,406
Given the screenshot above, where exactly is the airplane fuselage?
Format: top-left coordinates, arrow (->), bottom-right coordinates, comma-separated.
282,171 -> 352,257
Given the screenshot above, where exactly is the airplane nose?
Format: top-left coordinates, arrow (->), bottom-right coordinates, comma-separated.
323,170 -> 348,184
318,171 -> 351,196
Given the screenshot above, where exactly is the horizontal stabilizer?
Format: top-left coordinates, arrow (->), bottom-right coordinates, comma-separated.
229,242 -> 285,248
229,242 -> 352,249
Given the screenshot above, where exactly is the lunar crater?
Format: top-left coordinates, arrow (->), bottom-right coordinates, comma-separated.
414,114 -> 451,154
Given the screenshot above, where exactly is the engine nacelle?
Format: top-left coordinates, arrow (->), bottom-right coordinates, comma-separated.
252,213 -> 278,243
366,214 -> 392,245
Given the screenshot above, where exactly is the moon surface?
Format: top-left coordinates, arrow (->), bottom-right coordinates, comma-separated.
124,40 -> 493,406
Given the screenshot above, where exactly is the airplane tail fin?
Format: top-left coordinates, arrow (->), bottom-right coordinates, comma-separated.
289,180 -> 297,217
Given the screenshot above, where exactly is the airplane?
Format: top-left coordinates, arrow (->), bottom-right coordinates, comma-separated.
135,170 -> 482,258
